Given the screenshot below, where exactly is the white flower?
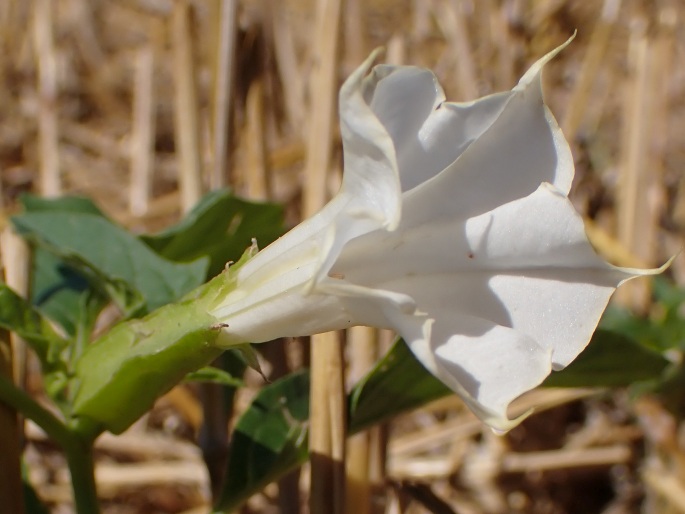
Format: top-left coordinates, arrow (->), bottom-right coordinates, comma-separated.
211,41 -> 659,431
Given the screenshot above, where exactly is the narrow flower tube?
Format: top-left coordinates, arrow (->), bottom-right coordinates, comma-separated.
208,39 -> 660,431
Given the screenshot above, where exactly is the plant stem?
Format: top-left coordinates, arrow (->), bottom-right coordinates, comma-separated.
0,330 -> 25,514
0,375 -> 101,513
63,438 -> 99,514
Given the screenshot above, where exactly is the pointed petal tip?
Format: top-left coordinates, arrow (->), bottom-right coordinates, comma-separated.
340,47 -> 385,99
516,32 -> 577,88
616,253 -> 676,285
487,408 -> 535,435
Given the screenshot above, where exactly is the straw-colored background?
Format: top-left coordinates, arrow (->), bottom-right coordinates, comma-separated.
1,0 -> 684,512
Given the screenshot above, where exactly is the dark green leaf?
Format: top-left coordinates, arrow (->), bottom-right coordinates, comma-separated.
600,278 -> 685,353
0,283 -> 69,399
213,327 -> 673,510
214,371 -> 310,512
349,338 -> 451,432
31,248 -> 109,341
543,329 -> 670,387
142,189 -> 285,277
185,367 -> 244,388
20,194 -> 105,216
12,211 -> 207,315
215,341 -> 453,511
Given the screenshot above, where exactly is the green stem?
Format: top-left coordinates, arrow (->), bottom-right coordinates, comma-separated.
63,437 -> 99,514
0,375 -> 101,513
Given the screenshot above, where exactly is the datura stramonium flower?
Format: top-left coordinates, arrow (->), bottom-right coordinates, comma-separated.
211,42 -> 658,431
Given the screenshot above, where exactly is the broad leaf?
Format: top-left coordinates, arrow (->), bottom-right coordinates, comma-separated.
214,327 -> 671,510
12,211 -> 207,315
349,338 -> 451,433
601,277 -> 685,353
19,194 -> 105,216
142,189 -> 285,277
543,329 -> 670,387
215,341 -> 452,511
214,371 -> 310,512
0,284 -> 69,399
31,249 -> 108,339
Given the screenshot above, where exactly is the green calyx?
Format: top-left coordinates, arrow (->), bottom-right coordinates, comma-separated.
70,299 -> 223,434
69,245 -> 256,435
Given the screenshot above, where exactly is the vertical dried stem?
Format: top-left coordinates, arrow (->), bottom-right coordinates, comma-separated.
69,0 -> 106,70
269,0 -> 305,130
346,326 -> 378,514
0,329 -> 24,514
210,0 -> 238,190
1,230 -> 30,388
302,0 -> 343,216
435,0 -> 479,100
344,0 -> 366,66
245,79 -> 269,201
0,228 -> 31,514
562,0 -> 621,141
386,34 -> 406,66
615,21 -> 656,310
491,1 -> 515,89
33,0 -> 60,197
129,46 -> 156,217
304,0 -> 345,512
172,0 -> 203,213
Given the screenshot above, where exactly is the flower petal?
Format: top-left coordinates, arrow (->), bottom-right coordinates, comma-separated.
331,182 -> 655,429
399,45 -> 575,228
338,50 -> 403,232
363,66 -> 512,191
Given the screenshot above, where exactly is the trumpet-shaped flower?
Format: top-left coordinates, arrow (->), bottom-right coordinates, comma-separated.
210,42 -> 657,431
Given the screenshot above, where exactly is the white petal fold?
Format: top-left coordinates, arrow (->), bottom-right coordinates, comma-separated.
211,38 -> 661,431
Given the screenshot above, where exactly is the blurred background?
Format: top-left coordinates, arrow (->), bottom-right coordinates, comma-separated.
1,0 -> 685,512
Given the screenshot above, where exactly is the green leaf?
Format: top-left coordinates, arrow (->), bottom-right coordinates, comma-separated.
215,340 -> 453,511
31,249 -> 109,343
215,371 -> 310,513
600,278 -> 685,353
142,189 -> 285,277
20,195 -> 116,336
185,367 -> 244,388
349,338 -> 451,433
543,329 -> 670,387
0,283 -> 69,399
12,211 -> 208,315
19,194 -> 105,216
214,328 -> 672,510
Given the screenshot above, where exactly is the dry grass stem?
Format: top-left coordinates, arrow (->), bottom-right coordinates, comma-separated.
172,0 -> 203,212
209,0 -> 238,189
0,325 -> 24,514
129,46 -> 156,217
303,0 -> 346,512
616,20 -> 658,309
561,0 -> 620,141
244,79 -> 269,200
33,0 -> 60,197
268,2 -> 306,131
346,326 -> 379,514
435,0 -> 479,100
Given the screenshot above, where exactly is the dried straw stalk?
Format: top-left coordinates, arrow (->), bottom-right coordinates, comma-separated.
304,0 -> 346,511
